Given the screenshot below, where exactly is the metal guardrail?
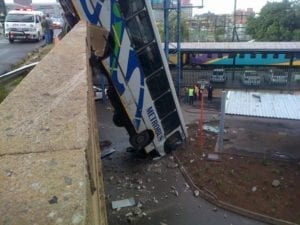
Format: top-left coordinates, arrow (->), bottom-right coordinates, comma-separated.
0,62 -> 39,84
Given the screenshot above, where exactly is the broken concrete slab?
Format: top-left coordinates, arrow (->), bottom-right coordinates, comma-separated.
111,198 -> 136,209
101,146 -> 116,158
206,153 -> 221,161
203,124 -> 220,134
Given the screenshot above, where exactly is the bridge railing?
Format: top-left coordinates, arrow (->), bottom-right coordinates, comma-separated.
0,22 -> 107,225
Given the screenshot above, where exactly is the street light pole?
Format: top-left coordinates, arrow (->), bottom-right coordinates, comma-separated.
164,0 -> 169,60
232,0 -> 239,41
176,0 -> 182,97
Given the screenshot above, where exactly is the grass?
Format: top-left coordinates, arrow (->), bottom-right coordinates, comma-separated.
0,75 -> 26,104
0,44 -> 53,104
0,85 -> 9,103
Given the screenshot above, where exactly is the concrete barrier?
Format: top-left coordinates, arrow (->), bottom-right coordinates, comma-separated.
0,22 -> 107,225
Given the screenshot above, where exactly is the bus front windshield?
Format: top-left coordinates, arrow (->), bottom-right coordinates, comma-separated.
5,14 -> 34,22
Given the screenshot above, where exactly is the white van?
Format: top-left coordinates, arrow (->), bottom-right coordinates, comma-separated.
4,9 -> 44,43
210,68 -> 226,83
241,70 -> 261,86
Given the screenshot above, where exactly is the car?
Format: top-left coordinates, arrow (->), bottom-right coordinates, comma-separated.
197,79 -> 209,89
241,70 -> 261,86
210,68 -> 226,83
51,17 -> 64,29
267,69 -> 288,85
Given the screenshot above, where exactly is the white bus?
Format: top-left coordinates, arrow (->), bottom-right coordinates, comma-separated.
69,0 -> 188,156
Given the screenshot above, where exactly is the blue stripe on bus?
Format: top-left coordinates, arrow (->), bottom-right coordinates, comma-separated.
134,86 -> 144,129
126,51 -> 145,130
80,0 -> 102,24
109,1 -> 144,130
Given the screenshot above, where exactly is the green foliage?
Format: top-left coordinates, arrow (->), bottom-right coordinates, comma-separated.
0,76 -> 25,103
0,85 -> 8,103
246,0 -> 300,41
214,27 -> 226,42
157,13 -> 189,42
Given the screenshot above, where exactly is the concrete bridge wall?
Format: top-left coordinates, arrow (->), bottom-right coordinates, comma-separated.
0,22 -> 107,225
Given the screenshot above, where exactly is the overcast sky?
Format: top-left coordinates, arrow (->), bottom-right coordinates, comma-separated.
192,0 -> 282,14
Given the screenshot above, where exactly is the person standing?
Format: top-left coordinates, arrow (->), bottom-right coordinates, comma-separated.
188,86 -> 194,105
46,14 -> 54,44
194,84 -> 199,101
207,84 -> 213,101
41,15 -> 50,44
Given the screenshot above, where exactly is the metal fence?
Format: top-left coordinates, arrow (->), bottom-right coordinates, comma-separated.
171,68 -> 300,95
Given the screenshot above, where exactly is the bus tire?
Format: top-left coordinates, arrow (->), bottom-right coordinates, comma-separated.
130,130 -> 152,150
112,112 -> 124,127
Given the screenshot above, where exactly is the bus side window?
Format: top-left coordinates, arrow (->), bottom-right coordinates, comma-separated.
127,11 -> 154,50
154,92 -> 176,119
119,0 -> 144,19
161,111 -> 180,135
146,70 -> 170,100
138,43 -> 163,77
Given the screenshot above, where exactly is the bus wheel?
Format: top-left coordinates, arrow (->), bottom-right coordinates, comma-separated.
130,130 -> 152,150
112,113 -> 124,127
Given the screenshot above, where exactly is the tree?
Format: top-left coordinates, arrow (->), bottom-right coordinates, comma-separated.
156,12 -> 189,42
246,0 -> 300,41
214,27 -> 226,41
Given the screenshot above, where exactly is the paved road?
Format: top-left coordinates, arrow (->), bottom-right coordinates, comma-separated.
96,101 -> 267,225
0,35 -> 44,75
0,29 -> 61,75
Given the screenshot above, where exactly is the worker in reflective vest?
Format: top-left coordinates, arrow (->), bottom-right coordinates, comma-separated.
189,87 -> 194,105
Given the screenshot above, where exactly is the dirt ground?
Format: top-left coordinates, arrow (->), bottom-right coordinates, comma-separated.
174,120 -> 300,224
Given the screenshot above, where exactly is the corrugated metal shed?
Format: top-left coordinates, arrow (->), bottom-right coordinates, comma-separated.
225,91 -> 300,120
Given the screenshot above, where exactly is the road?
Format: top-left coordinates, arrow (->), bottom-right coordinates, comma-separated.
96,101 -> 267,225
0,29 -> 61,75
0,35 -> 44,75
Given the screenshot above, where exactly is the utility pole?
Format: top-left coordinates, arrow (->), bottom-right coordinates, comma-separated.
163,0 -> 203,96
176,0 -> 182,97
232,0 -> 239,41
164,0 -> 169,60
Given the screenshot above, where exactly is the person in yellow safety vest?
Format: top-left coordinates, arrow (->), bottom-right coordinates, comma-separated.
188,87 -> 194,105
